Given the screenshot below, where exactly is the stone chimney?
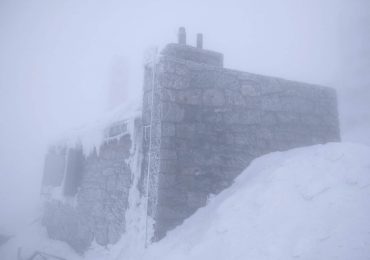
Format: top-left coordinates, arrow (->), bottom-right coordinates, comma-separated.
178,27 -> 186,45
196,33 -> 203,49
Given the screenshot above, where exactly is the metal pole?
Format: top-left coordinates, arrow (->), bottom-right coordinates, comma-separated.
144,48 -> 157,247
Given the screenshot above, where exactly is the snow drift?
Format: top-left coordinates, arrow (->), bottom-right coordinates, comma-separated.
1,142 -> 370,260
142,142 -> 370,260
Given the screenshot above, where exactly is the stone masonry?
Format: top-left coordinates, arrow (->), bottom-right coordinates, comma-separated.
42,119 -> 141,253
141,28 -> 340,241
41,28 -> 340,252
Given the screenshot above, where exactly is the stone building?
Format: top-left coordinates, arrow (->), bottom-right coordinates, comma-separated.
41,28 -> 340,253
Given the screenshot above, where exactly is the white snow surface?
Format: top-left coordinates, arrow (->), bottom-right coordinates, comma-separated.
141,142 -> 370,260
1,142 -> 370,260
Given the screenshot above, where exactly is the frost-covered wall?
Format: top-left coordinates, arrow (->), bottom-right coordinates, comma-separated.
41,118 -> 141,253
143,43 -> 340,241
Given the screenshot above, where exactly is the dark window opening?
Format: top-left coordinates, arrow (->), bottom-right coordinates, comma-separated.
63,148 -> 85,196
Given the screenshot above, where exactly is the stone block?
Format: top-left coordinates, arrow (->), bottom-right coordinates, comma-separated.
259,78 -> 283,94
202,89 -> 225,106
223,111 -> 241,124
260,112 -> 278,125
160,159 -> 178,174
161,102 -> 185,122
243,96 -> 261,109
224,88 -> 246,106
176,123 -> 198,138
239,110 -> 261,125
261,96 -> 282,111
190,71 -> 216,89
161,122 -> 176,137
241,80 -> 261,96
161,88 -> 177,102
159,72 -> 189,90
177,89 -> 203,105
183,105 -> 202,122
276,112 -> 301,124
159,149 -> 177,160
160,136 -> 176,149
187,192 -> 208,209
216,72 -> 240,90
202,108 -> 224,123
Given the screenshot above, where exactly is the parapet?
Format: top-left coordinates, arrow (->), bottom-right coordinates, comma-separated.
161,28 -> 224,67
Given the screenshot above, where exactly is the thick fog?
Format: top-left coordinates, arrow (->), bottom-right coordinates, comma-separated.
0,0 -> 369,235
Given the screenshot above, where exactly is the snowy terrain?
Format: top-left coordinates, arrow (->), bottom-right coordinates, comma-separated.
1,142 -> 370,259
142,142 -> 370,260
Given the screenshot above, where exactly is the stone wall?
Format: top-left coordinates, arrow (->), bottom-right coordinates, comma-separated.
143,44 -> 340,241
42,118 -> 141,253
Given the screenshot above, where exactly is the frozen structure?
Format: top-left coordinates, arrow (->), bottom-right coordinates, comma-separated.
41,28 -> 340,253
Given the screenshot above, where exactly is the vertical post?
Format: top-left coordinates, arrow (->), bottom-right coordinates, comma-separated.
144,47 -> 158,248
196,33 -> 203,49
178,27 -> 186,45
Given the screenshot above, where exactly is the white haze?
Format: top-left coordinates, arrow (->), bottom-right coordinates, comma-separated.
0,0 -> 369,234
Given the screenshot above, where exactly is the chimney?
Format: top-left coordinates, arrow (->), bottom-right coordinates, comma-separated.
196,33 -> 203,49
178,27 -> 186,45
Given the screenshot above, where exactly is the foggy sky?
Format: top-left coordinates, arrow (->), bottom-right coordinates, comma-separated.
0,0 -> 369,233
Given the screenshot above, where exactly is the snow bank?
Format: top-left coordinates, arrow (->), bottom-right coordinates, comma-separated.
143,142 -> 370,260
2,142 -> 370,260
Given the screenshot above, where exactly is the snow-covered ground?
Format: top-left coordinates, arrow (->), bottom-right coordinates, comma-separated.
142,142 -> 370,260
1,142 -> 370,260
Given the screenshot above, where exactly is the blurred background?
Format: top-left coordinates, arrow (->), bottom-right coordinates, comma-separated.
0,0 -> 369,235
